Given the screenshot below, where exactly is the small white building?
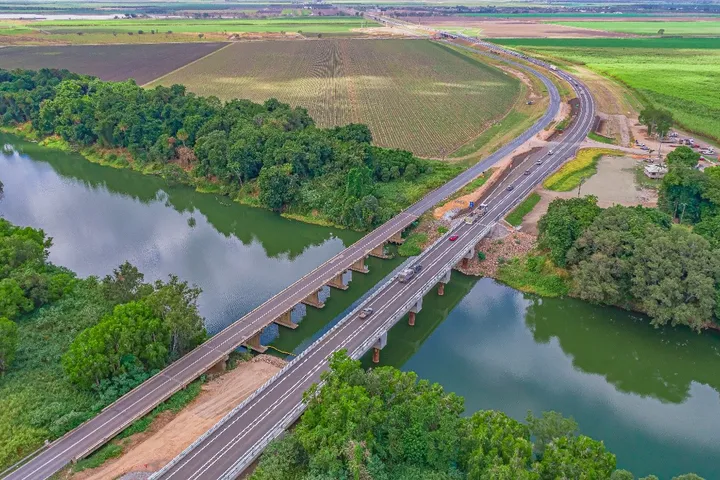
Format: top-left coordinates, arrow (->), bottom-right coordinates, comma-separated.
644,164 -> 668,179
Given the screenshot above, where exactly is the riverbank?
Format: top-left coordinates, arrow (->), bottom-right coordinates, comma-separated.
66,355 -> 285,480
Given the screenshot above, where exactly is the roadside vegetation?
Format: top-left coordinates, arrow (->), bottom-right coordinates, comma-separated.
493,38 -> 720,142
251,351 -> 704,480
549,20 -> 720,36
543,148 -> 622,191
506,192 -> 541,226
0,68 -> 453,230
530,146 -> 720,332
588,131 -> 615,144
0,217 -> 206,470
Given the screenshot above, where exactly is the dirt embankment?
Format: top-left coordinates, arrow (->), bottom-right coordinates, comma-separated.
71,355 -> 285,480
457,224 -> 536,277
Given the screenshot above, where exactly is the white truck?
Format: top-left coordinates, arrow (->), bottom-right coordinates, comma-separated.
549,65 -> 558,72
397,264 -> 423,283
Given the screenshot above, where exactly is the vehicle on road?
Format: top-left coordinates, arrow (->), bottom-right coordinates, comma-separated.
548,149 -> 554,155
465,212 -> 477,224
397,265 -> 422,283
506,185 -> 514,191
536,160 -> 543,165
449,235 -> 459,241
524,169 -> 531,175
359,307 -> 373,320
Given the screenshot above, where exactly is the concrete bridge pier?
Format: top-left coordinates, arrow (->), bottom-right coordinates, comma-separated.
369,242 -> 389,259
207,354 -> 230,375
302,289 -> 325,309
460,247 -> 475,269
243,331 -> 267,354
438,270 -> 451,296
372,332 -> 388,364
350,256 -> 369,274
327,271 -> 348,290
408,297 -> 423,326
388,231 -> 404,244
273,310 -> 297,329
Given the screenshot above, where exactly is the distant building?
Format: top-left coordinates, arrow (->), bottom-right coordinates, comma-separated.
644,164 -> 668,179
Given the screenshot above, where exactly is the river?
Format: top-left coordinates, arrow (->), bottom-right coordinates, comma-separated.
1,134 -> 718,479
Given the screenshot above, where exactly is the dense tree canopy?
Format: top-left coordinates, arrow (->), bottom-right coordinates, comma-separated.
0,68 -> 431,230
537,196 -> 601,267
252,352 -> 702,480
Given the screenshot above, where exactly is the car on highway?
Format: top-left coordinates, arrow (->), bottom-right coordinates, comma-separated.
506,185 -> 514,191
524,169 -> 531,175
449,234 -> 459,241
536,160 -> 543,165
548,149 -> 554,155
397,264 -> 423,283
359,307 -> 373,320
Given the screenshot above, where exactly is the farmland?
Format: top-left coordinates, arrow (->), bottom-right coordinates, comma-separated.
147,39 -> 522,157
550,20 -> 720,36
0,16 -> 378,44
0,43 -> 226,84
494,38 -> 720,142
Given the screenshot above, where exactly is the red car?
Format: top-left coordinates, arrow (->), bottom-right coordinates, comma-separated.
449,235 -> 459,241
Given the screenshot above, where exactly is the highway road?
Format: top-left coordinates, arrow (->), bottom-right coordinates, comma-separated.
5,35 -> 577,480
149,43 -> 596,480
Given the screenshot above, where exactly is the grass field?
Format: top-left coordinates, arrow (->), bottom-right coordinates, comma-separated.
0,16 -> 378,44
543,148 -> 622,191
0,43 -> 226,84
494,38 -> 720,142
506,192 -> 541,226
551,20 -> 720,36
147,39 -> 521,157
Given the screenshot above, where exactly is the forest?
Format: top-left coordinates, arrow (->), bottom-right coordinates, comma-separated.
0,68 -> 440,230
0,217 -> 206,469
536,146 -> 720,331
251,351 -> 704,480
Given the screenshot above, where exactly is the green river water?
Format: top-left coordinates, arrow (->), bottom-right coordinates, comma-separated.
0,134 -> 718,479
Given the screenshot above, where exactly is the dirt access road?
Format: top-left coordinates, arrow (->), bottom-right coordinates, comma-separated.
70,356 -> 284,480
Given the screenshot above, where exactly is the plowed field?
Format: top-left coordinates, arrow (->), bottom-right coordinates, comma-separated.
146,39 -> 521,157
0,43 -> 226,85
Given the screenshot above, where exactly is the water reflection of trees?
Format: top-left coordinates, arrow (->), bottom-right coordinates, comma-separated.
523,295 -> 720,404
5,135 -> 357,260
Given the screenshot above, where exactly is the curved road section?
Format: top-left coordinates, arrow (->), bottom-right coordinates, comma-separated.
148,43 -> 595,480
5,34 -> 585,480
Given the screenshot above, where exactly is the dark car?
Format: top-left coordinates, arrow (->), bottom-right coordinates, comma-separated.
506,185 -> 514,191
413,264 -> 423,273
524,170 -> 531,175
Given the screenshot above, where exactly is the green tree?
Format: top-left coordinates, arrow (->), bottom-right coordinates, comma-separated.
101,261 -> 150,304
525,411 -> 578,458
346,166 -> 373,199
538,196 -> 601,267
0,278 -> 33,320
638,107 -> 673,138
611,470 -> 634,480
672,475 -> 705,480
535,435 -> 615,480
258,164 -> 298,211
0,317 -> 18,373
666,146 -> 700,169
62,301 -> 169,388
695,213 -> 720,249
466,410 -> 535,479
145,275 -> 206,359
659,165 -> 707,223
630,227 -> 720,331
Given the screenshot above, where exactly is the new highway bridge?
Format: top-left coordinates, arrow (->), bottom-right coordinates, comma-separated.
5,27 -> 594,480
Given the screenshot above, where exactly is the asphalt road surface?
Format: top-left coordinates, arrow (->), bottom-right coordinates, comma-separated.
149,47 -> 595,480
5,37 -> 579,480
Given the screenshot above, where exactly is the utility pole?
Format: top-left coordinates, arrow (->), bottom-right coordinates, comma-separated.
577,177 -> 586,197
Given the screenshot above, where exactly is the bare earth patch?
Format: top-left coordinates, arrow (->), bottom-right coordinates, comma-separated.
71,355 -> 284,480
457,224 -> 536,277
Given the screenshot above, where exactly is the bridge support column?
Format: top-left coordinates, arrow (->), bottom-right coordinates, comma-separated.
372,332 -> 388,364
326,271 -> 348,290
369,243 -> 389,259
273,310 -> 297,329
460,247 -> 474,269
350,256 -> 369,274
408,297 -> 423,326
438,270 -> 451,296
388,231 -> 404,245
208,354 -> 230,375
243,331 -> 267,354
302,290 -> 325,309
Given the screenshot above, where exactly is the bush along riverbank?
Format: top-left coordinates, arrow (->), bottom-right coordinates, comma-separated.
0,217 -> 209,470
0,68 -> 462,230
251,351 -> 706,480
460,145 -> 720,333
